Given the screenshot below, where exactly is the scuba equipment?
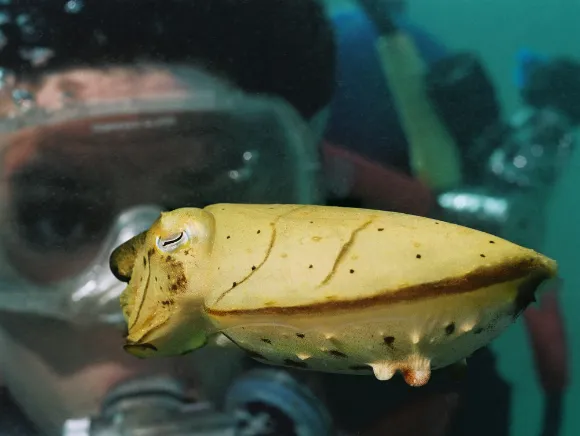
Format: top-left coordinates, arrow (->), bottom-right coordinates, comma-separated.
425,51 -> 502,185
62,369 -> 333,436
430,48 -> 573,436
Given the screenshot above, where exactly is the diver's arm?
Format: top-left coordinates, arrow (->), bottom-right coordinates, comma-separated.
322,142 -> 435,216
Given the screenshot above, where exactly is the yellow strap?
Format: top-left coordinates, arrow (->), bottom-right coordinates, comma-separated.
376,33 -> 463,191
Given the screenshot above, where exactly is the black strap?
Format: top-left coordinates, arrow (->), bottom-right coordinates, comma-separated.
356,0 -> 399,36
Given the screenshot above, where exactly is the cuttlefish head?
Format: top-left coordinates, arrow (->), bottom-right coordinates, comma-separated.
109,207 -> 216,358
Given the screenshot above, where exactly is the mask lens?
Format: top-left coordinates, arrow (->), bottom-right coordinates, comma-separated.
0,95 -> 320,321
8,162 -> 115,252
0,112 -> 257,281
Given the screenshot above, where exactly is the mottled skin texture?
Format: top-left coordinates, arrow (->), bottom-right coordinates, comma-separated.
110,203 -> 557,387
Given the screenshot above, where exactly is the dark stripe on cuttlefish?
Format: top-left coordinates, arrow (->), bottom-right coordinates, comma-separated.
206,257 -> 553,316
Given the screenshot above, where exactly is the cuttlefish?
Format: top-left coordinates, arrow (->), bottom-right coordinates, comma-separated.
110,203 -> 557,387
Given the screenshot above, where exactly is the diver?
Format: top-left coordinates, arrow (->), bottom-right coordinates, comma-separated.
426,46 -> 573,436
0,0 -> 335,434
323,2 -> 569,436
319,3 -> 504,435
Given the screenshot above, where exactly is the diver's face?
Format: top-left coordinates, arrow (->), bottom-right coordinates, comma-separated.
0,65 -> 246,435
0,67 -> 233,284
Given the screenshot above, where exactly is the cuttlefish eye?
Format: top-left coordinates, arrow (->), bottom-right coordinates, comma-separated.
156,231 -> 189,252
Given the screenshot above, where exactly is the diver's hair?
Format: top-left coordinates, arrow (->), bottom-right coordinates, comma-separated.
0,0 -> 336,120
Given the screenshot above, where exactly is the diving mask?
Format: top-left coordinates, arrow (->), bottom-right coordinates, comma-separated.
0,69 -> 322,324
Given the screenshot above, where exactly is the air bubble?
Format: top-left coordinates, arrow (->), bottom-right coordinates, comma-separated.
16,14 -> 42,42
16,14 -> 31,27
228,150 -> 259,182
64,0 -> 84,13
0,69 -> 9,90
12,89 -> 35,111
21,48 -> 55,67
228,167 -> 252,182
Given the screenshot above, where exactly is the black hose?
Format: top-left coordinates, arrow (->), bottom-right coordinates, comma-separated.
540,393 -> 564,436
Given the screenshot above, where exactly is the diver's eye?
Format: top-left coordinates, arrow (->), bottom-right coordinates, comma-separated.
157,231 -> 188,252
